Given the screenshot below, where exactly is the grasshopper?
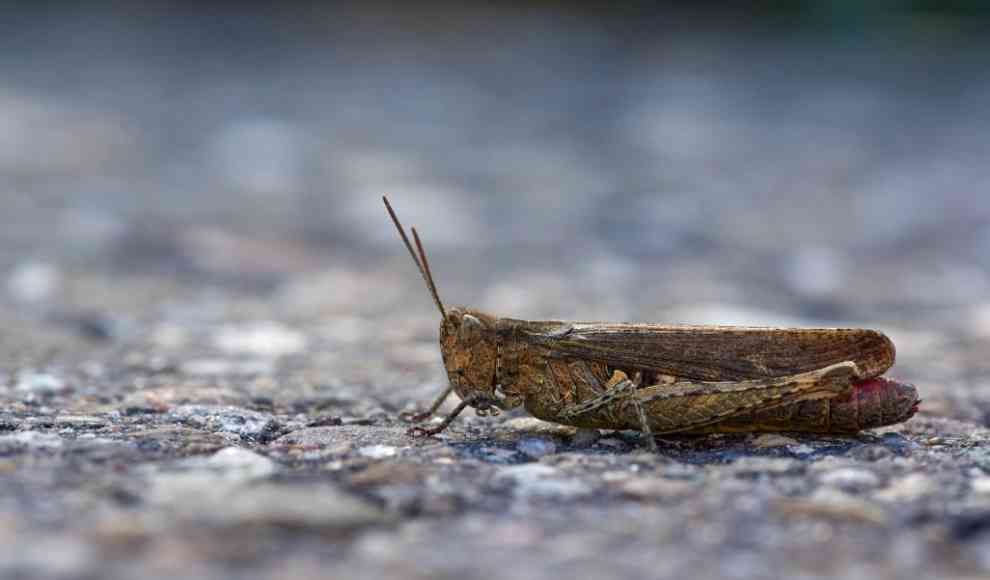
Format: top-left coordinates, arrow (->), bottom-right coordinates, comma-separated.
384,197 -> 919,450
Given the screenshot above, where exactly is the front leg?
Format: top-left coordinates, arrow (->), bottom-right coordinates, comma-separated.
400,385 -> 455,423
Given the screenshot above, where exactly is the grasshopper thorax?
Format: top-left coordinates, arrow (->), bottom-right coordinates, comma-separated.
440,307 -> 502,411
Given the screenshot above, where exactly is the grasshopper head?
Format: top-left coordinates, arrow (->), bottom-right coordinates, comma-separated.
439,307 -> 501,410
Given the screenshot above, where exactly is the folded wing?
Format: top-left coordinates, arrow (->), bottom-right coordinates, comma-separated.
519,322 -> 895,382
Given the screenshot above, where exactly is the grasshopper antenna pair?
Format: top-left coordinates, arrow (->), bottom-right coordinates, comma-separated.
383,196 -> 466,429
383,196 -> 446,318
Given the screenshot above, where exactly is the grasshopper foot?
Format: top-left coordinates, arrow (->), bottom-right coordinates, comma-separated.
405,395 -> 476,438
407,424 -> 443,438
400,410 -> 433,423
400,386 -> 455,425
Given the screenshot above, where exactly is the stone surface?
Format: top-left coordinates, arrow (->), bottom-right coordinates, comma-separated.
168,405 -> 281,442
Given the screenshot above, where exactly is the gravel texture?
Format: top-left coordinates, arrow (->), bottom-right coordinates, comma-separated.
2,4 -> 990,580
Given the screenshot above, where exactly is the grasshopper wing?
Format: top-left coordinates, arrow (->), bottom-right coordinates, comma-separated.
519,322 -> 895,382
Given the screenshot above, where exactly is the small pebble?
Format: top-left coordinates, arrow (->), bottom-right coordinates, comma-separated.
170,405 -> 280,442
358,445 -> 398,459
752,434 -> 799,448
15,372 -> 68,394
7,261 -> 60,302
517,436 -> 556,459
821,468 -> 881,493
875,473 -> 936,502
494,464 -> 592,499
213,322 -> 307,357
971,478 -> 990,496
205,447 -> 277,478
619,477 -> 695,500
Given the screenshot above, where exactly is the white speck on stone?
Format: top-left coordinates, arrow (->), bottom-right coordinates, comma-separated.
516,436 -> 556,459
971,478 -> 990,496
205,447 -> 278,478
15,372 -> 68,394
494,464 -> 592,499
875,473 -> 936,502
821,468 -> 881,493
7,261 -> 60,302
789,444 -> 816,456
358,445 -> 398,459
214,322 -> 307,358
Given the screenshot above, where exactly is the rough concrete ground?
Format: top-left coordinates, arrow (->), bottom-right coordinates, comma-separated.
2,4 -> 990,580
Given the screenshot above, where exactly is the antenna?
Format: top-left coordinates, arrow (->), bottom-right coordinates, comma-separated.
383,196 -> 447,318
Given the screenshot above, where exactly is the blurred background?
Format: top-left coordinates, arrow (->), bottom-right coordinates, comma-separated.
1,1 -> 989,414
4,4 -> 990,579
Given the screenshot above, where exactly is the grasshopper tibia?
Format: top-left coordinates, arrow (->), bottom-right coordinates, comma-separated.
407,394 -> 477,437
400,385 -> 455,423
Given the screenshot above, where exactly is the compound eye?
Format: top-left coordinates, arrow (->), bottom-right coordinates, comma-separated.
459,314 -> 482,345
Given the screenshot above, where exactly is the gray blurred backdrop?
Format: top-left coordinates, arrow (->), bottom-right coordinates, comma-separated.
4,11 -> 989,321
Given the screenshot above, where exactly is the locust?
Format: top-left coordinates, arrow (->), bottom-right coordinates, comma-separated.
384,197 -> 920,450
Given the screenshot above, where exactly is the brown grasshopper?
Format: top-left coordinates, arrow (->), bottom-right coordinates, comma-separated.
384,197 -> 919,450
